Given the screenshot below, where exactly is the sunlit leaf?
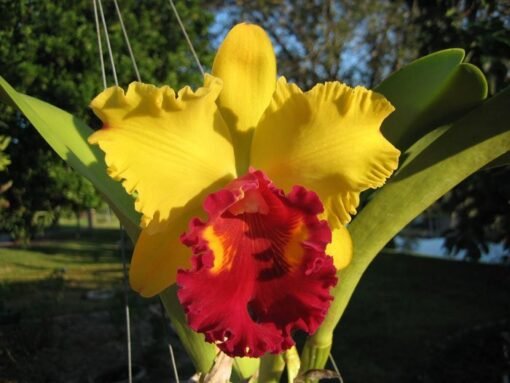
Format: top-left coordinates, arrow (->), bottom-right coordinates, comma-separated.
377,49 -> 488,151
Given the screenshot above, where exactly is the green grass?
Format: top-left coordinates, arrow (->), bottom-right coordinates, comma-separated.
58,212 -> 120,230
0,228 -> 127,316
0,236 -> 120,282
0,229 -> 509,382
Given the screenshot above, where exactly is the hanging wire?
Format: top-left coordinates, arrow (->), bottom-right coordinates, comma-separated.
93,2 -> 131,382
97,0 -> 119,86
328,353 -> 344,383
92,0 -> 107,89
157,300 -> 182,382
167,0 -> 205,76
168,343 -> 180,383
112,0 -> 141,82
119,228 -> 133,383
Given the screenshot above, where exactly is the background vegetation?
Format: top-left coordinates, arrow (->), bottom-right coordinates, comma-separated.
0,0 -> 212,242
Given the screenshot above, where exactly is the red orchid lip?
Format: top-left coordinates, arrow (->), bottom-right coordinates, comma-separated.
177,169 -> 338,357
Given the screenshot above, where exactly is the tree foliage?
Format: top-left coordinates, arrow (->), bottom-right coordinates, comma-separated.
407,0 -> 509,95
0,0 -> 213,240
210,0 -> 413,89
0,132 -> 11,210
441,166 -> 510,261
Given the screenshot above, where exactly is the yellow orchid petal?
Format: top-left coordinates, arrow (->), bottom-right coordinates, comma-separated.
251,77 -> 400,226
130,215 -> 194,297
327,225 -> 353,270
89,75 -> 236,231
212,23 -> 277,173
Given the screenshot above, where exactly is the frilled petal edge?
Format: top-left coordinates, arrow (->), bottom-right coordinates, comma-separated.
89,75 -> 236,232
251,77 -> 400,229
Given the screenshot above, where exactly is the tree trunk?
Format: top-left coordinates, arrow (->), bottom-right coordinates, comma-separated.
86,208 -> 94,231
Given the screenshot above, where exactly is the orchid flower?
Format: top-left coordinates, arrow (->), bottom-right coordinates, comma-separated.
88,23 -> 400,358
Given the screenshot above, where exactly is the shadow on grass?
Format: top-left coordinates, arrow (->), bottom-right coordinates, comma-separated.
0,275 -> 189,383
0,226 -> 189,382
331,252 -> 510,383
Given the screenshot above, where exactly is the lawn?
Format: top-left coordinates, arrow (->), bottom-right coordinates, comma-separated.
0,228 -> 125,315
0,228 -> 182,383
0,228 -> 509,382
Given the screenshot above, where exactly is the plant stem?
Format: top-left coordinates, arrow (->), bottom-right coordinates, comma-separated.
258,353 -> 285,383
299,335 -> 332,378
300,245 -> 374,375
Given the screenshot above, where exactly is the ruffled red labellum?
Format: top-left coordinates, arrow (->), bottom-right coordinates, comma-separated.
177,169 -> 337,357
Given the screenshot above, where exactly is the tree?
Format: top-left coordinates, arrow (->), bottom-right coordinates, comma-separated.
0,132 -> 11,210
0,0 -> 213,240
404,0 -> 510,95
210,0 -> 412,89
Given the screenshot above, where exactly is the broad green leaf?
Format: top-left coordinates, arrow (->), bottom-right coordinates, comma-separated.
377,49 -> 488,151
304,86 -> 510,362
0,76 -> 140,241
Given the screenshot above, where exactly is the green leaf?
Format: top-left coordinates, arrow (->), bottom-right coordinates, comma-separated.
377,49 -> 488,151
0,76 -> 140,241
305,85 -> 510,363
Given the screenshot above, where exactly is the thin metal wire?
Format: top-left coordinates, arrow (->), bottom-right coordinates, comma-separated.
158,301 -> 182,382
97,0 -> 119,85
93,3 -> 132,382
120,227 -> 133,383
328,353 -> 344,383
168,343 -> 180,383
92,0 -> 107,89
112,0 -> 141,82
167,0 -> 205,76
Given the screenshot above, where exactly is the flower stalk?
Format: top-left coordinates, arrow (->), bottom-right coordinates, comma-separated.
284,346 -> 301,382
299,335 -> 332,380
257,353 -> 285,383
301,242 -> 374,374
